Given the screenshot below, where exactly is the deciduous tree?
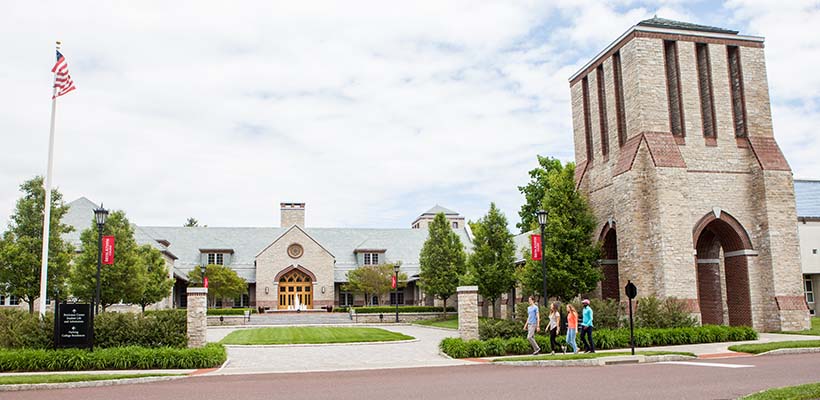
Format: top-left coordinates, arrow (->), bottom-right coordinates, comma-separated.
468,203 -> 516,314
343,263 -> 407,306
188,264 -> 247,307
135,244 -> 174,312
419,213 -> 466,315
516,156 -> 563,233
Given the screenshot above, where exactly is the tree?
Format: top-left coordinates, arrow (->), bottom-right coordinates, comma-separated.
0,176 -> 74,313
134,244 -> 174,313
516,161 -> 602,301
188,264 -> 247,307
69,210 -> 147,310
468,203 -> 516,315
184,218 -> 199,227
419,213 -> 466,315
343,263 -> 407,306
516,155 -> 563,233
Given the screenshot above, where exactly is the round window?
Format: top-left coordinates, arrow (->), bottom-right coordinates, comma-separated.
287,243 -> 304,259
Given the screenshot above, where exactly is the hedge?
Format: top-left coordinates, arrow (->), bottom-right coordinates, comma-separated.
206,308 -> 257,316
441,325 -> 758,358
0,343 -> 226,372
340,306 -> 456,314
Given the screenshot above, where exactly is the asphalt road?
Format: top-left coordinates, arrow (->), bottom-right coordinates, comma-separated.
5,353 -> 820,400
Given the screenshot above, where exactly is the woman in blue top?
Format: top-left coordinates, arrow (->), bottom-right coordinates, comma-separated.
580,299 -> 595,353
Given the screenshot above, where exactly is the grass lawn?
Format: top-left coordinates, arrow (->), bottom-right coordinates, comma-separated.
741,382 -> 820,400
220,327 -> 414,345
777,317 -> 820,336
492,350 -> 695,362
0,373 -> 179,385
728,340 -> 820,354
414,317 -> 458,330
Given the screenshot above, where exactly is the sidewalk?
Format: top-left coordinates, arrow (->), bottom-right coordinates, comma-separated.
595,332 -> 820,357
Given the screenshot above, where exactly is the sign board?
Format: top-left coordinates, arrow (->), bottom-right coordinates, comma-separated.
102,235 -> 115,265
530,234 -> 542,261
391,275 -> 397,289
625,281 -> 637,299
204,276 -> 209,288
55,303 -> 92,349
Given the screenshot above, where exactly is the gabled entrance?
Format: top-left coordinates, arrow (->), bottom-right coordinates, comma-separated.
278,269 -> 313,310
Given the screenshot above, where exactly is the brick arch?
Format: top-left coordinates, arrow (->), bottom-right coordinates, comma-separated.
692,210 -> 753,252
274,265 -> 317,282
598,223 -> 620,301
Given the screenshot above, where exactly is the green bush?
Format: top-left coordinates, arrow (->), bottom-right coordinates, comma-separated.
0,309 -> 53,349
349,306 -> 455,314
95,310 -> 186,348
0,343 -> 226,372
439,325 -> 758,358
479,318 -> 523,340
589,298 -> 623,330
206,308 -> 257,316
634,297 -> 697,329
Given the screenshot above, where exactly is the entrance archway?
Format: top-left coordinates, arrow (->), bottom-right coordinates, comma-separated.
693,211 -> 753,327
599,223 -> 620,301
278,269 -> 313,310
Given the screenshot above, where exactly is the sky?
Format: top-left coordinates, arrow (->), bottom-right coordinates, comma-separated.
1,0 -> 818,231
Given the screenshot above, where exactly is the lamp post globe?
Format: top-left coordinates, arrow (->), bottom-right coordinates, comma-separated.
536,209 -> 548,307
200,265 -> 206,287
93,205 -> 108,316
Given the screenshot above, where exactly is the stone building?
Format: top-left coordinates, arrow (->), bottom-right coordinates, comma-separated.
53,199 -> 472,311
569,17 -> 810,331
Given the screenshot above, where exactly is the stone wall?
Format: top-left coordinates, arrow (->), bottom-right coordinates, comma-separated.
457,286 -> 478,340
350,312 -> 457,324
186,287 -> 208,348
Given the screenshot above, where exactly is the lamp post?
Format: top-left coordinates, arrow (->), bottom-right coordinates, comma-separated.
393,263 -> 400,323
93,205 -> 108,316
200,264 -> 207,307
537,209 -> 548,307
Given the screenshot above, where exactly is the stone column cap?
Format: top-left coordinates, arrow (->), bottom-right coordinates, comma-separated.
187,287 -> 208,294
457,286 -> 478,292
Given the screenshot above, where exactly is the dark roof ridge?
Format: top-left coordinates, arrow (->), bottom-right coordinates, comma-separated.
638,16 -> 739,35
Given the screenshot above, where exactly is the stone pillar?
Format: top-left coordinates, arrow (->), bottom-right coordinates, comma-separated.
457,286 -> 479,341
187,287 -> 208,348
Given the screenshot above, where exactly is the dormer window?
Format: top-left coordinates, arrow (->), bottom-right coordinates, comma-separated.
199,248 -> 234,266
364,253 -> 379,265
452,222 -> 458,229
208,253 -> 224,265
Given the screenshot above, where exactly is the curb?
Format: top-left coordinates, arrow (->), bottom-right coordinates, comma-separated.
494,354 -> 695,367
756,347 -> 820,356
223,338 -> 420,348
0,375 -> 187,392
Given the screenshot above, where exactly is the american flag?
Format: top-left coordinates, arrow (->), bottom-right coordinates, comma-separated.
51,50 -> 76,99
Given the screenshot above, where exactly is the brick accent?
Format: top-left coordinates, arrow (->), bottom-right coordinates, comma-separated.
601,264 -> 620,301
725,256 -> 753,327
697,262 -> 723,325
574,159 -> 588,188
613,134 -> 643,176
747,137 -> 791,171
643,132 -> 687,168
775,296 -> 809,311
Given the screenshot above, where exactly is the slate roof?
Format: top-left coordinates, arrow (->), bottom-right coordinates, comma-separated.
795,180 -> 820,218
637,17 -> 738,35
61,198 -> 473,284
421,205 -> 459,216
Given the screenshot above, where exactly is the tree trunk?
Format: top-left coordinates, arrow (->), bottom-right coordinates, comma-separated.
27,298 -> 34,314
442,297 -> 447,319
141,303 -> 146,313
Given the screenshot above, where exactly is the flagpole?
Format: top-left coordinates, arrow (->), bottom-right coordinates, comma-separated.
39,41 -> 61,318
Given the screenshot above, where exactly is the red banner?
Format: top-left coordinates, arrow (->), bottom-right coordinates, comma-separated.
102,236 -> 115,265
391,275 -> 397,289
530,234 -> 542,261
204,276 -> 209,288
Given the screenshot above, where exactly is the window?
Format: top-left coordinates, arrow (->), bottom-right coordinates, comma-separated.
582,76 -> 593,162
390,292 -> 405,306
695,43 -> 717,138
340,292 -> 353,307
363,253 -> 379,265
812,249 -> 817,255
664,40 -> 685,137
727,46 -> 747,138
806,279 -> 814,304
452,222 -> 458,229
8,296 -> 19,306
612,51 -> 627,147
371,295 -> 379,306
207,253 -> 224,265
596,65 -> 609,157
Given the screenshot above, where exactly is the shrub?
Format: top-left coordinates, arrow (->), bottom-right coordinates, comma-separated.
95,310 -> 186,348
0,309 -> 52,349
634,297 -> 697,329
206,308 -> 257,316
349,306 -> 455,314
505,337 -> 531,355
479,318 -> 523,340
589,298 -> 623,330
485,338 -> 507,356
0,344 -> 226,372
439,337 -> 468,358
465,340 -> 488,357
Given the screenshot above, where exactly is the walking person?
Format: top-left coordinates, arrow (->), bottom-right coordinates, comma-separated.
523,296 -> 541,355
580,299 -> 595,353
547,302 -> 561,354
565,304 -> 579,354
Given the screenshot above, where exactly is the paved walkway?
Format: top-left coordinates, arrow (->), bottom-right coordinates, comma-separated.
208,324 -> 472,375
594,332 -> 820,356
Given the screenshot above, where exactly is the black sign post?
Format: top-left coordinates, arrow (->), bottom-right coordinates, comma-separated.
55,303 -> 93,350
625,281 -> 637,356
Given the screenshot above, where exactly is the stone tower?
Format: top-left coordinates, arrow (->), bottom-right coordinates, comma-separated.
569,17 -> 809,331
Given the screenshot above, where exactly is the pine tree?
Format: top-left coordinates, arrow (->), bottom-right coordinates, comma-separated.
517,161 -> 602,301
135,244 -> 174,312
419,213 -> 466,314
69,210 -> 147,310
0,177 -> 74,313
468,203 -> 516,315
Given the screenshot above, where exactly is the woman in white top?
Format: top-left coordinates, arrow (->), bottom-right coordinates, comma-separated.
547,302 -> 561,354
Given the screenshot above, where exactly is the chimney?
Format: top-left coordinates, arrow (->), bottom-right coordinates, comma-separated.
280,202 -> 305,227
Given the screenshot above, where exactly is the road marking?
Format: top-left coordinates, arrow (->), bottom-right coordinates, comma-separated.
658,361 -> 754,369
